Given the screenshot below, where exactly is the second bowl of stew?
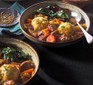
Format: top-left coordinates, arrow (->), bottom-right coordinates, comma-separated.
0,37 -> 39,85
20,1 -> 90,47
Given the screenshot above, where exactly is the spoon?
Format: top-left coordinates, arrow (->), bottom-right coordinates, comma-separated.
71,11 -> 93,44
0,8 -> 20,27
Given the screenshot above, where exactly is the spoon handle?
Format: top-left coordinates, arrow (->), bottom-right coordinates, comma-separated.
77,22 -> 93,44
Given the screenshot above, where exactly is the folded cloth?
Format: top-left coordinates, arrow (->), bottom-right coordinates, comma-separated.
10,2 -> 25,14
0,2 -> 25,35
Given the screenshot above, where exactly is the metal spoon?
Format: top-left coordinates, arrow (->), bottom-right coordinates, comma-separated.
71,11 -> 93,44
0,8 -> 20,27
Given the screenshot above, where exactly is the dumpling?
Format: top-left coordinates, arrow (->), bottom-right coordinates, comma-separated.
0,64 -> 20,81
58,22 -> 75,36
31,16 -> 48,31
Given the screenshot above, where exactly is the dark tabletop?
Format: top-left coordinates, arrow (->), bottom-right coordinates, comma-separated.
1,0 -> 93,85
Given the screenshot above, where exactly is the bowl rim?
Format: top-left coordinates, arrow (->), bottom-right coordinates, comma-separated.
0,37 -> 40,85
20,1 -> 90,46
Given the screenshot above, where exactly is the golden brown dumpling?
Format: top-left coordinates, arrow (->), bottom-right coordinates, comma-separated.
31,16 -> 48,31
0,64 -> 20,81
58,22 -> 75,36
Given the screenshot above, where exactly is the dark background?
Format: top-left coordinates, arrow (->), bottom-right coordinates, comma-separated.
1,0 -> 93,85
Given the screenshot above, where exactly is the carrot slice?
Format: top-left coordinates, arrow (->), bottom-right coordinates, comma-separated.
27,18 -> 32,23
42,28 -> 50,37
23,68 -> 34,74
53,18 -> 61,24
46,34 -> 56,43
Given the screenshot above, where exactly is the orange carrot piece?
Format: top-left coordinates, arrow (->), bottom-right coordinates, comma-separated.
23,68 -> 34,74
27,18 -> 32,23
54,18 -> 61,24
46,34 -> 56,43
42,28 -> 50,37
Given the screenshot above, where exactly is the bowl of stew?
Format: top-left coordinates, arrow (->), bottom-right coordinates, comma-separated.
20,1 -> 90,47
0,37 -> 39,85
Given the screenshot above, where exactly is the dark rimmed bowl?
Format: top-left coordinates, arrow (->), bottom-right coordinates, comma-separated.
20,1 -> 90,47
0,37 -> 39,85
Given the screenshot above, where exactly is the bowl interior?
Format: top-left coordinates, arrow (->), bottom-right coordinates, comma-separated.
20,1 -> 90,46
0,37 -> 39,84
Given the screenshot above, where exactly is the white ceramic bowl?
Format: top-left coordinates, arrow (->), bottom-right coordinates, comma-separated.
0,37 -> 39,85
20,1 -> 90,47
